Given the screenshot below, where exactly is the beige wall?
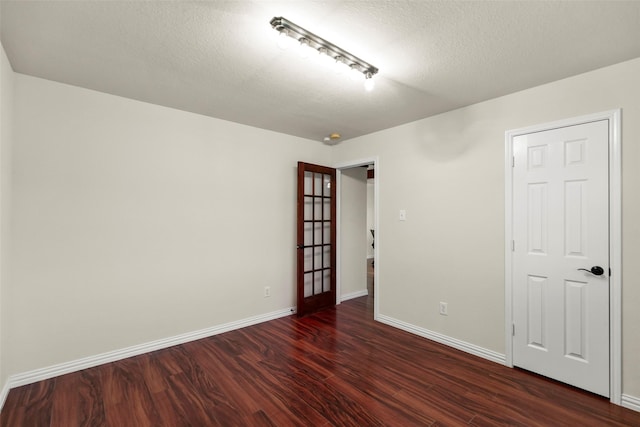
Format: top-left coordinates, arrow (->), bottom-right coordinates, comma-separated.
8,74 -> 331,375
332,57 -> 640,398
3,45 -> 640,403
0,41 -> 14,393
339,167 -> 368,298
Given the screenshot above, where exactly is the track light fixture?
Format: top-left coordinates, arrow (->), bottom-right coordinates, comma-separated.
270,16 -> 378,90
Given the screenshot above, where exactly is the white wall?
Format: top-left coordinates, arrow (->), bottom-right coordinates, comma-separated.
0,41 -> 14,395
339,167 -> 367,298
8,74 -> 331,375
332,58 -> 640,398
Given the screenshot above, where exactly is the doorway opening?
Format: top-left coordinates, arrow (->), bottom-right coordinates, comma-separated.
336,157 -> 379,320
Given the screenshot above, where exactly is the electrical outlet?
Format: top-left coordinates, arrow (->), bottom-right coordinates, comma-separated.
439,302 -> 448,316
264,286 -> 271,297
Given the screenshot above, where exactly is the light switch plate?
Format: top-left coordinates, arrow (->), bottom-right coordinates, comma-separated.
399,209 -> 406,221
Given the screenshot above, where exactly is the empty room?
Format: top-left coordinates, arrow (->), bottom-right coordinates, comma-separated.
1,1 -> 640,425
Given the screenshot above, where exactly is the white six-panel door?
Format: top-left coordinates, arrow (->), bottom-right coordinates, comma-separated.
512,120 -> 609,397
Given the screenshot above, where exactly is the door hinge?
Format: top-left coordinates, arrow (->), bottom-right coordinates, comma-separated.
512,240 -> 515,251
512,156 -> 515,167
609,268 -> 612,277
512,323 -> 516,336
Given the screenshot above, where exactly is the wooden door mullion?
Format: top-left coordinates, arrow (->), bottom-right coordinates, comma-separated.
312,172 -> 317,297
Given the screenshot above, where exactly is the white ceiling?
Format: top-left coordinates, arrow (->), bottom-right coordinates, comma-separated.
1,1 -> 639,142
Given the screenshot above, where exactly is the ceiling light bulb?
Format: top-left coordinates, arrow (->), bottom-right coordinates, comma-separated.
298,38 -> 313,58
277,29 -> 296,50
317,46 -> 335,67
334,56 -> 350,74
350,64 -> 363,81
277,29 -> 288,49
364,74 -> 375,91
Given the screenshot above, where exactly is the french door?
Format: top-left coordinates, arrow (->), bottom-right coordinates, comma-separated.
296,162 -> 337,316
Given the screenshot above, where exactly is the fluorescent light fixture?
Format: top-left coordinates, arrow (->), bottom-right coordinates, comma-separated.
270,16 -> 378,90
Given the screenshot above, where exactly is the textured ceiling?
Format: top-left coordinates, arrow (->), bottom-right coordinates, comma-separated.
1,1 -> 640,142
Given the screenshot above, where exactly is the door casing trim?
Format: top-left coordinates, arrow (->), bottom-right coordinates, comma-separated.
504,109 -> 621,404
335,156 -> 380,321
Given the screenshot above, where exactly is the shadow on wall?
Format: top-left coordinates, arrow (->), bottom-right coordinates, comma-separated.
414,106 -> 495,162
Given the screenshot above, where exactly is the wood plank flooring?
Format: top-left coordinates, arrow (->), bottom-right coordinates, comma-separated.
2,292 -> 639,426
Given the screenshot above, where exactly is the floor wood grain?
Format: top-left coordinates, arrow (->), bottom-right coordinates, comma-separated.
2,291 -> 639,426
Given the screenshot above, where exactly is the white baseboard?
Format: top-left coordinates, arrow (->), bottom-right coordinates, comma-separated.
0,380 -> 10,412
622,394 -> 640,413
7,306 -> 294,389
375,314 -> 640,413
376,314 -> 506,365
340,289 -> 368,302
4,306 -> 636,415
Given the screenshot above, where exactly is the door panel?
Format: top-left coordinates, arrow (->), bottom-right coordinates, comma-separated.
512,120 -> 609,397
297,162 -> 336,316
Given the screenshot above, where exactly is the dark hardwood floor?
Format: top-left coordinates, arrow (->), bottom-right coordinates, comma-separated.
2,283 -> 639,426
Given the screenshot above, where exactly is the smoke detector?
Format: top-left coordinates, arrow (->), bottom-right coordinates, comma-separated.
323,133 -> 342,145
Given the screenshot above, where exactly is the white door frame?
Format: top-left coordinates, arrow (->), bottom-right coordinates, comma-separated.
335,156 -> 380,320
504,109 -> 621,404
